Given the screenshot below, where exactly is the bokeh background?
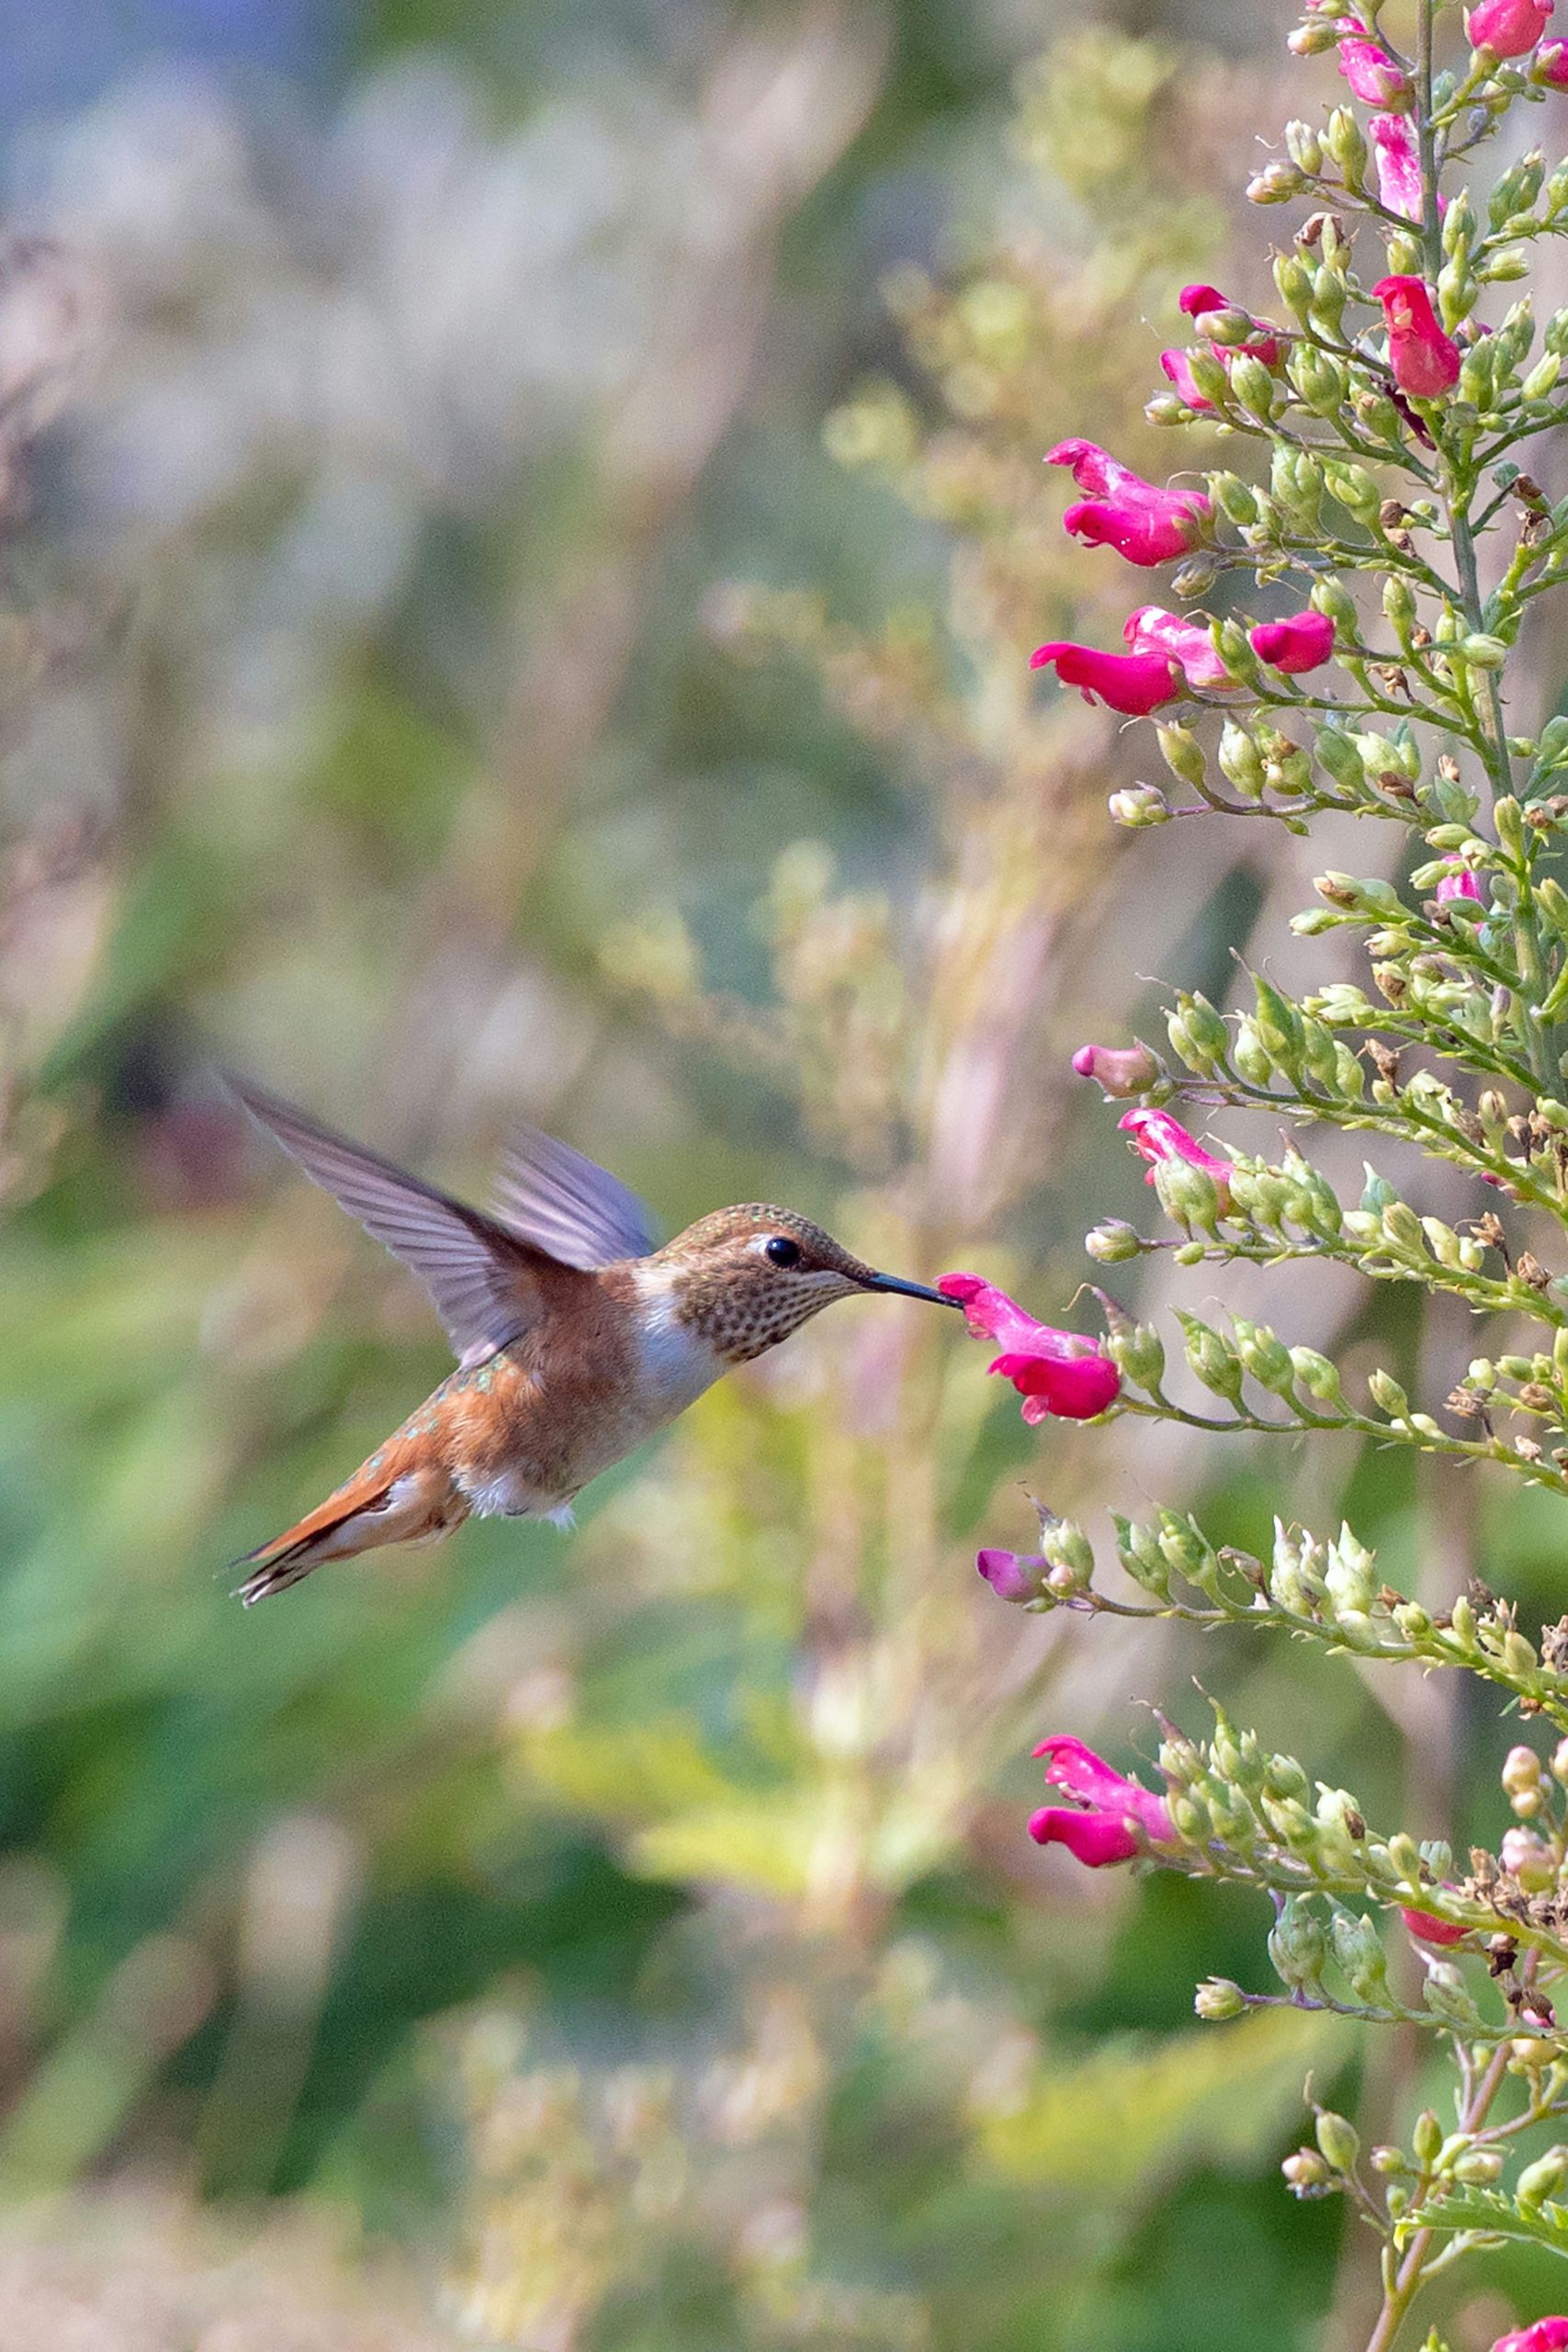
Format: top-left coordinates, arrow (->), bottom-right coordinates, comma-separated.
1,1 -> 1566,2346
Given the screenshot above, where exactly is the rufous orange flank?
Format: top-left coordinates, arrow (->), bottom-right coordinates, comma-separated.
227,1078 -> 956,1602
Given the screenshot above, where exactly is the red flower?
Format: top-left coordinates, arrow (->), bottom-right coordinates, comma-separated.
1435,863 -> 1484,905
976,1548 -> 1044,1601
1248,610 -> 1337,673
1372,276 -> 1461,397
1029,1736 -> 1176,1863
1125,605 -> 1235,689
1492,2323 -> 1568,2352
1337,21 -> 1415,106
1071,1041 -> 1161,1094
1119,1107 -> 1235,1209
1467,0 -> 1553,55
938,1272 -> 1122,1422
1400,1905 -> 1469,1946
1029,641 -> 1181,716
1045,438 -> 1213,565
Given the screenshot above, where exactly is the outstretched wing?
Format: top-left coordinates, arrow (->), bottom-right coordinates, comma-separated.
490,1124 -> 657,1271
227,1076 -> 558,1365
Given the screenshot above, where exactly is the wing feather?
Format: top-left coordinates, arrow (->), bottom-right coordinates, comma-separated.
490,1124 -> 656,1270
227,1076 -> 549,1364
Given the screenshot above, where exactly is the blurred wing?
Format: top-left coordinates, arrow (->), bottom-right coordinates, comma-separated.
227,1076 -> 552,1363
490,1124 -> 657,1270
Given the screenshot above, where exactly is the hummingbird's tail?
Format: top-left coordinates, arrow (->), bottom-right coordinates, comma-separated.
231,1459 -> 468,1603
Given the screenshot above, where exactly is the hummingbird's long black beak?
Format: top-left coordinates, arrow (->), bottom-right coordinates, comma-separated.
862,1271 -> 962,1307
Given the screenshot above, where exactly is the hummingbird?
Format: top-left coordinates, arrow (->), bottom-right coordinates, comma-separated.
226,1077 -> 957,1603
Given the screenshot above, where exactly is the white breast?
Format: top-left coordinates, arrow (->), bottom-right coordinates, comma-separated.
631,1268 -> 726,1418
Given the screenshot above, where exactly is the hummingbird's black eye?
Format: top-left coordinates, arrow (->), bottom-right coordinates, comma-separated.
765,1235 -> 803,1268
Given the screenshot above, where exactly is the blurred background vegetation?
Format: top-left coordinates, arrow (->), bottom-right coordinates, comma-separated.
3,1 -> 1567,2346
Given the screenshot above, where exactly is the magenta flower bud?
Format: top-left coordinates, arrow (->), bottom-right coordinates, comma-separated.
1537,37 -> 1568,79
1372,276 -> 1461,398
1399,1904 -> 1469,1946
1028,1735 -> 1176,1864
1248,609 -> 1337,673
1337,22 -> 1416,106
1118,1107 -> 1235,1210
1160,347 -> 1215,410
1435,863 -> 1484,904
1493,2324 -> 1568,2352
938,1273 -> 1122,1422
1029,641 -> 1182,716
976,1548 -> 1046,1602
1044,438 -> 1213,566
1466,0 -> 1553,55
1071,1041 -> 1161,1094
1369,112 -> 1425,219
1124,605 -> 1235,689
1178,282 -> 1228,317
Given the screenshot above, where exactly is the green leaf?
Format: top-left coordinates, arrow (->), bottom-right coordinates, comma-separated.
1398,2185 -> 1568,2257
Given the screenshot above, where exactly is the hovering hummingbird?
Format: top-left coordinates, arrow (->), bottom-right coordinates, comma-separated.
227,1078 -> 957,1603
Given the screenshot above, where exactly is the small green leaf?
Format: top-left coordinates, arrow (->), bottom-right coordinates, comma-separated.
1398,2185 -> 1568,2258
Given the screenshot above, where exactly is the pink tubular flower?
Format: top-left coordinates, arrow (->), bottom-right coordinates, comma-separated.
977,1548 -> 1044,1601
1467,0 -> 1553,54
1372,276 -> 1461,398
1029,1736 -> 1175,1863
938,1272 -> 1122,1422
1492,2324 -> 1568,2352
1370,112 -> 1424,219
1119,1107 -> 1234,1208
1337,21 -> 1416,106
1071,1041 -> 1161,1094
1160,347 -> 1216,409
1045,438 -> 1212,566
1177,284 -> 1283,364
1435,863 -> 1484,905
1538,37 -> 1568,80
1125,605 -> 1235,689
1029,641 -> 1181,716
1400,1905 -> 1469,1946
1248,610 -> 1337,674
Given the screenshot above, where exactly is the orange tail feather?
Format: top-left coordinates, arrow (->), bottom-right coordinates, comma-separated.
232,1458 -> 466,1604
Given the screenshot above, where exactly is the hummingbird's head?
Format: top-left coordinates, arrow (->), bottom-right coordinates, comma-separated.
652,1204 -> 957,1365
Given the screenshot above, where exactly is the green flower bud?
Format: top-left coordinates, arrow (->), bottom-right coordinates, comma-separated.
1309,575 -> 1359,639
1369,2145 -> 1407,2177
1269,1896 -> 1327,1989
1331,1910 -> 1390,2003
1453,2149 -> 1504,2185
1517,2146 -> 1568,2209
1185,348 -> 1233,408
1325,1525 -> 1379,1614
1252,975 -> 1305,1069
1228,352 -> 1277,420
1524,352 -> 1562,401
1153,1155 -> 1224,1233
1194,1977 -> 1247,2021
1413,2110 -> 1443,2165
1086,1219 -> 1142,1264
1324,461 -> 1381,526
1156,722 -> 1206,788
1112,1513 -> 1169,1599
1290,345 -> 1348,416
1109,785 -> 1171,828
1454,633 -> 1509,670
1290,1348 -> 1342,1403
1232,1018 -> 1274,1087
1174,991 -> 1229,1070
1423,1962 -> 1482,2030
1315,2109 -> 1360,2174
1368,1369 -> 1411,1419
1040,1518 -> 1094,1592
1106,1320 -> 1166,1389
1273,248 -> 1316,312
1382,574 -> 1418,647
1324,107 -> 1367,189
1179,1315 -> 1245,1400
1235,1320 -> 1295,1394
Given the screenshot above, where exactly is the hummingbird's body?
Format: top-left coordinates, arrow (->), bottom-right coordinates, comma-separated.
227,1080 -> 953,1602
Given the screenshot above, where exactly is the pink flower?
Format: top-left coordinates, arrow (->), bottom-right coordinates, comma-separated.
1029,641 -> 1181,716
1045,439 -> 1213,566
938,1272 -> 1122,1422
1119,1107 -> 1235,1209
1178,282 -> 1228,318
1370,112 -> 1424,219
1029,1735 -> 1175,1863
1248,610 -> 1337,673
1337,21 -> 1415,107
1467,0 -> 1553,55
1492,2324 -> 1568,2352
1372,276 -> 1461,398
1176,284 -> 1283,365
976,1548 -> 1044,1601
1537,38 -> 1568,80
1435,864 -> 1484,904
1400,1905 -> 1469,1946
1124,605 -> 1235,689
1160,347 -> 1215,409
1071,1041 -> 1161,1094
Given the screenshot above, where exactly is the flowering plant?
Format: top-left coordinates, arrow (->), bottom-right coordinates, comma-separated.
962,1 -> 1568,2343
